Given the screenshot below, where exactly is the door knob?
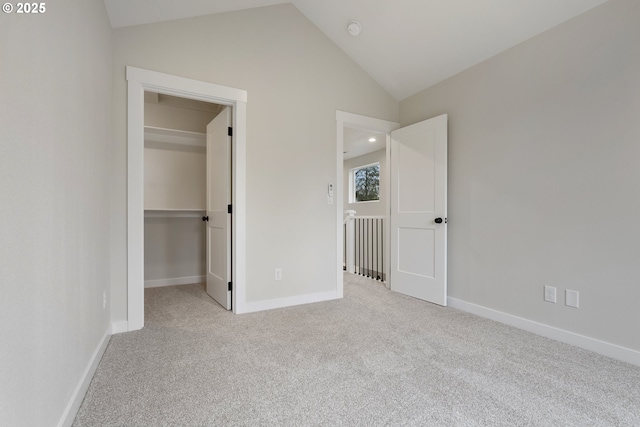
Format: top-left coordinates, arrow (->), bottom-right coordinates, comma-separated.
202,216 -> 209,222
434,217 -> 443,224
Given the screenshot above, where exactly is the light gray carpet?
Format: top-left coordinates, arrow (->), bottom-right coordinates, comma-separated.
74,274 -> 640,426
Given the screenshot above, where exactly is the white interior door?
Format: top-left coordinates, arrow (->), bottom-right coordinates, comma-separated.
206,106 -> 232,310
390,114 -> 447,306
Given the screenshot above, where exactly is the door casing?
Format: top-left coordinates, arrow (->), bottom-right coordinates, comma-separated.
126,66 -> 248,332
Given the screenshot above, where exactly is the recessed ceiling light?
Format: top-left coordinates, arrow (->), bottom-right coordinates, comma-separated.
368,137 -> 376,142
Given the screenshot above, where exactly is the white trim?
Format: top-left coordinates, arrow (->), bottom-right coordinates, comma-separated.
336,111 -> 399,296
126,66 -> 248,330
127,72 -> 145,332
384,134 -> 391,289
242,291 -> 338,314
336,116 -> 345,298
351,200 -> 381,204
127,67 -> 247,103
144,276 -> 205,288
336,111 -> 399,133
232,101 -> 247,314
110,320 -> 129,335
448,297 -> 640,367
57,330 -> 110,427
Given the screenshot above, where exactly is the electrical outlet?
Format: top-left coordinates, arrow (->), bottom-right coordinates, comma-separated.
102,291 -> 107,310
565,290 -> 579,308
544,286 -> 557,303
275,268 -> 282,281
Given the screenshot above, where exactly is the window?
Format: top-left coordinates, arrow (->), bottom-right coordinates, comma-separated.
350,162 -> 380,203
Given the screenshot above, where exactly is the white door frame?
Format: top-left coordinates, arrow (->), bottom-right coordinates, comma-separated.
336,111 -> 399,297
126,66 -> 248,331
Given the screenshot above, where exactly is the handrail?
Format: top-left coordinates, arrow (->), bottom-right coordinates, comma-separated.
343,210 -> 356,224
344,212 -> 387,224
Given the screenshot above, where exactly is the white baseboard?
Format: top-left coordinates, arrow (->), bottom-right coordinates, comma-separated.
448,297 -> 640,367
240,290 -> 338,314
110,320 -> 129,334
57,329 -> 111,427
144,275 -> 205,288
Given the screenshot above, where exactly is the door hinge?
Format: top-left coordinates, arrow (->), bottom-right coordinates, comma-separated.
228,204 -> 232,214
228,282 -> 232,291
228,127 -> 233,137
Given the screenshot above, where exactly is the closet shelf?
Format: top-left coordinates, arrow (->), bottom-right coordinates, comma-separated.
144,126 -> 206,148
145,209 -> 206,218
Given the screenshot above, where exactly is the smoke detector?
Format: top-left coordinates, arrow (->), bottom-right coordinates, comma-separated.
347,21 -> 362,36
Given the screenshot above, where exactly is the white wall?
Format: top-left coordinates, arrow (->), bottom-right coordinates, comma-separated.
110,4 -> 398,320
144,217 -> 206,282
144,146 -> 206,210
144,101 -> 215,210
343,149 -> 387,217
0,0 -> 113,425
400,0 -> 640,352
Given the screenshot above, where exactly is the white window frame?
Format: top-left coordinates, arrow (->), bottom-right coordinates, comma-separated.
349,161 -> 381,204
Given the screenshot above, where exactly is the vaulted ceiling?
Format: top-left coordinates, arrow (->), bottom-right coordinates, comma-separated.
104,0 -> 607,100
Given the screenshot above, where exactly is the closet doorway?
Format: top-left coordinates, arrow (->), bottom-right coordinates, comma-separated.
143,92 -> 231,310
126,66 -> 248,332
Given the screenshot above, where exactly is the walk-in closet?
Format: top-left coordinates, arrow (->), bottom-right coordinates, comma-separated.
143,92 -> 223,290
